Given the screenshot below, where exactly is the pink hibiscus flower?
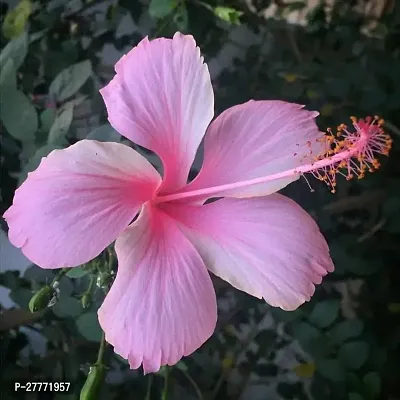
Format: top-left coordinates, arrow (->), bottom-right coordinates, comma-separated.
4,33 -> 391,373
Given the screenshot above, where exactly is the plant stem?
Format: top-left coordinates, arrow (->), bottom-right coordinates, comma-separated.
145,375 -> 153,400
179,369 -> 203,400
51,269 -> 69,286
162,367 -> 169,400
96,331 -> 107,365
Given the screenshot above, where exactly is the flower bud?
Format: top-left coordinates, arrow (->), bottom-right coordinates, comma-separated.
28,285 -> 56,313
79,364 -> 106,400
96,271 -> 114,290
81,292 -> 91,309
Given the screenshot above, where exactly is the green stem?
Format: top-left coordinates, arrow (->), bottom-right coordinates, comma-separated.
152,0 -> 184,38
179,369 -> 203,400
145,375 -> 153,400
161,367 -> 169,400
96,331 -> 107,365
106,248 -> 114,270
86,276 -> 95,295
210,372 -> 226,400
51,269 -> 68,286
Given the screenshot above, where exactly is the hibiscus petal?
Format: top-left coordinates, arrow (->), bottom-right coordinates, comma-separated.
4,140 -> 161,269
161,194 -> 334,311
98,204 -> 217,373
100,33 -> 214,194
181,100 -> 323,199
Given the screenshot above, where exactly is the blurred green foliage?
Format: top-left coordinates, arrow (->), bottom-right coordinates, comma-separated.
0,0 -> 399,399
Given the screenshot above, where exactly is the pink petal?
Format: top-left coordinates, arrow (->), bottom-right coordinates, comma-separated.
100,33 -> 214,194
4,140 -> 161,269
98,203 -> 217,373
181,100 -> 324,199
161,194 -> 334,311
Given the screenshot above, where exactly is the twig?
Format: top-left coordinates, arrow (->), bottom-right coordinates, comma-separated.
286,25 -> 303,63
384,120 -> 400,137
323,190 -> 384,213
0,309 -> 43,331
178,368 -> 203,400
357,217 -> 386,242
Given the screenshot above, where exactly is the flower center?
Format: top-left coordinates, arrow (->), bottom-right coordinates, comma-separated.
310,116 -> 392,193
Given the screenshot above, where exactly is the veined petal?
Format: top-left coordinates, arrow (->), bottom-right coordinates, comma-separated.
98,204 -> 217,373
100,33 -> 214,194
179,100 -> 323,200
161,195 -> 334,311
4,140 -> 161,269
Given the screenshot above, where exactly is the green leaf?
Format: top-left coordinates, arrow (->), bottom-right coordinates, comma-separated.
363,372 -> 381,396
40,108 -> 57,133
316,358 -> 345,382
0,88 -> 38,141
18,143 -> 63,185
1,271 -> 20,290
309,299 -> 340,328
0,59 -> 16,89
301,336 -> 331,359
293,321 -> 320,342
66,267 -> 88,279
1,135 -> 20,155
339,341 -> 369,370
330,243 -> 378,276
10,288 -> 33,309
330,319 -> 364,344
48,105 -> 73,145
149,0 -> 176,19
62,94 -> 87,109
0,32 -> 28,70
292,321 -> 331,358
57,276 -> 74,297
76,312 -> 103,342
271,307 -> 303,323
347,372 -> 364,394
348,393 -> 364,400
53,296 -> 82,318
86,124 -> 121,142
2,0 -> 32,39
214,7 -> 243,25
49,60 -> 92,102
173,5 -> 188,31
114,353 -> 129,364
24,266 -> 54,283
19,136 -> 36,159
